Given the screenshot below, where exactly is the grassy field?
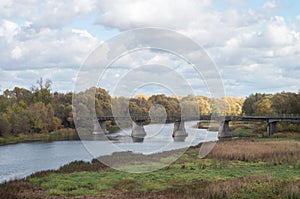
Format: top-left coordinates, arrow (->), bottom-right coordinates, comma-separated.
1,136 -> 300,199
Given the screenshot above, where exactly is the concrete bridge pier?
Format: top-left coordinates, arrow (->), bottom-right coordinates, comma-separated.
172,121 -> 188,141
218,120 -> 231,138
131,121 -> 146,142
93,120 -> 108,134
267,121 -> 277,136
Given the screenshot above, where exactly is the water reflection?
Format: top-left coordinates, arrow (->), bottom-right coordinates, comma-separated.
131,136 -> 146,143
172,136 -> 187,142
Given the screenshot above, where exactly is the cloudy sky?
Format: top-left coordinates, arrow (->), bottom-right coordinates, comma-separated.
1,0 -> 300,97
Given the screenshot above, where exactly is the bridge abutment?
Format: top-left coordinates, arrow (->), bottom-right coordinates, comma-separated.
267,121 -> 277,136
218,120 -> 231,138
93,120 -> 108,134
172,121 -> 188,141
131,121 -> 146,140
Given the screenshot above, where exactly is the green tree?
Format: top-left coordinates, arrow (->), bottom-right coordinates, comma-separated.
0,114 -> 10,136
6,104 -> 30,135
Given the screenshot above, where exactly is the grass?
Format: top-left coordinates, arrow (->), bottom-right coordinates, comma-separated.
24,154 -> 300,198
1,132 -> 300,198
207,139 -> 300,164
0,128 -> 79,146
0,138 -> 298,198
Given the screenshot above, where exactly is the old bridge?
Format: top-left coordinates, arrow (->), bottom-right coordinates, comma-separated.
77,115 -> 300,141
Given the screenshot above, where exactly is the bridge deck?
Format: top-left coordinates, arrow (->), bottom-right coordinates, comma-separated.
76,115 -> 300,122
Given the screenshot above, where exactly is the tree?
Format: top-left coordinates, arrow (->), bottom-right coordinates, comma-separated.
6,104 -> 30,135
32,78 -> 52,104
51,92 -> 73,128
254,97 -> 273,115
27,102 -> 56,133
196,96 -> 211,115
94,87 -> 112,116
0,114 -> 10,136
242,93 -> 264,115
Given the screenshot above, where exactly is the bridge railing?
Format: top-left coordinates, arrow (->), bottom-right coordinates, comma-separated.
238,114 -> 300,119
75,114 -> 300,121
75,114 -> 214,121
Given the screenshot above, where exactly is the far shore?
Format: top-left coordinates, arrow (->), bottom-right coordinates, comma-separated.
0,128 -> 79,146
1,121 -> 300,147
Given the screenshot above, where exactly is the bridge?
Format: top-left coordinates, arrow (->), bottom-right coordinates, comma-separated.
78,115 -> 201,141
218,115 -> 300,137
76,115 -> 300,141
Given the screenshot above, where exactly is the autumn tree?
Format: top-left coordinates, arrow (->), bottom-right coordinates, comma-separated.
27,102 -> 60,133
6,102 -> 30,135
242,93 -> 265,115
0,113 -> 10,136
32,78 -> 52,104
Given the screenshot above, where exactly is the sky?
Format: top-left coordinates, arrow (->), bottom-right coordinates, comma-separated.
0,0 -> 300,97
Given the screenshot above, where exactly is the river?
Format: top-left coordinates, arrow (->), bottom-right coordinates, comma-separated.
0,121 -> 218,183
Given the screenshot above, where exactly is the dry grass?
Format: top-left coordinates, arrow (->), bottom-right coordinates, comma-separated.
207,139 -> 300,163
200,176 -> 300,199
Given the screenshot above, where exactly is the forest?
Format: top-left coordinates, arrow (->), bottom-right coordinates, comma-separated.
0,78 -> 299,136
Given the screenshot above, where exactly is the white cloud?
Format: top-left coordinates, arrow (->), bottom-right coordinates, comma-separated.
0,0 -> 37,19
0,19 -> 100,70
263,1 -> 277,10
11,46 -> 23,60
0,0 -> 96,28
33,0 -> 96,28
97,0 -> 212,30
1,0 -> 300,96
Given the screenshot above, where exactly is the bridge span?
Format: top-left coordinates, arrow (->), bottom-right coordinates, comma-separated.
76,115 -> 300,140
218,115 -> 300,137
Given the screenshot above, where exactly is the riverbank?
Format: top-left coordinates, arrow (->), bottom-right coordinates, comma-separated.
1,121 -> 299,146
0,128 -> 79,146
1,136 -> 300,199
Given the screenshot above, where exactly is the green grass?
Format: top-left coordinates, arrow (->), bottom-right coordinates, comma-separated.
28,150 -> 300,197
1,138 -> 298,198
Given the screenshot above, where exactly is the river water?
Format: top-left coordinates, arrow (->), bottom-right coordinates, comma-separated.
0,121 -> 218,183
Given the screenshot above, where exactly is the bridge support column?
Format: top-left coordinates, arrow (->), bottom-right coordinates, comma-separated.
173,121 -> 188,141
131,121 -> 146,142
267,121 -> 277,136
93,120 -> 108,134
218,120 -> 231,138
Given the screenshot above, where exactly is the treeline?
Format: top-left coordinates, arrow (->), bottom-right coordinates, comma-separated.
3,79 -> 299,137
0,79 -> 245,136
0,79 -> 74,136
242,92 -> 300,115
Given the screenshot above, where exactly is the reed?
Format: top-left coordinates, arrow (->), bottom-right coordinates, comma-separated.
207,139 -> 300,163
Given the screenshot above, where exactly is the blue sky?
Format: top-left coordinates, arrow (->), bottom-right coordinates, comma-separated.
0,0 -> 300,97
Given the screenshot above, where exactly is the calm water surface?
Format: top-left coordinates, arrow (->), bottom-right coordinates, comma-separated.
0,122 -> 218,183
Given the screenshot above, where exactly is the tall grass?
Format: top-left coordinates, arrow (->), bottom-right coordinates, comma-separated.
207,139 -> 300,163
